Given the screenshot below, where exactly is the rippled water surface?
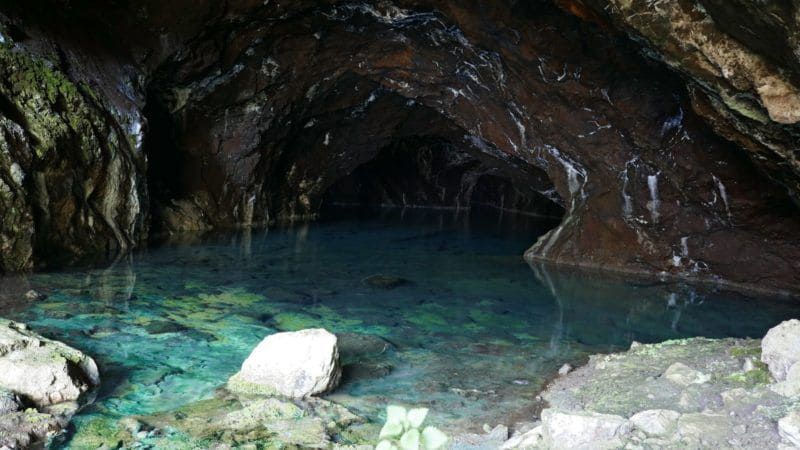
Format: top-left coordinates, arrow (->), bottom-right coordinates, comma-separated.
1,207 -> 797,446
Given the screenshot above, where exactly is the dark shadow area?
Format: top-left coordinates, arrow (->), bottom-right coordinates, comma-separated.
321,135 -> 566,220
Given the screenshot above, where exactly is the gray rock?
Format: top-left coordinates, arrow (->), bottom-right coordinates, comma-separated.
663,362 -> 710,386
629,409 -> 680,436
541,409 -> 632,450
228,328 -> 341,398
24,290 -> 45,300
0,320 -> 99,406
676,412 -> 731,441
773,361 -> 800,397
0,389 -> 20,415
558,364 -> 573,376
761,319 -> 800,381
452,424 -> 508,449
501,425 -> 542,449
779,410 -> 800,447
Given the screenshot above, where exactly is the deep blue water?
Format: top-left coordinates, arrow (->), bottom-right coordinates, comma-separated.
0,207 -> 797,442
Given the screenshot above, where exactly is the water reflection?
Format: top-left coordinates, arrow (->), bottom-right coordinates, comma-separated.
0,207 -> 796,437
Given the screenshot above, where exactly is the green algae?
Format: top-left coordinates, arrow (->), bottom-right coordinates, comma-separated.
729,345 -> 762,359
66,416 -> 131,449
126,394 -> 365,449
726,361 -> 772,386
5,211 -> 798,445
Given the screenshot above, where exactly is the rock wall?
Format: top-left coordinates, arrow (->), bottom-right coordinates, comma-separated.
0,0 -> 798,293
0,13 -> 148,270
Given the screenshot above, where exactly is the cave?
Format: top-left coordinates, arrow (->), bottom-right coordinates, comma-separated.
1,0 -> 800,448
321,135 -> 565,219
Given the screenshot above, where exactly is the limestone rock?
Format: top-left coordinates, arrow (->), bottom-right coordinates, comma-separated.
663,362 -> 710,386
0,320 -> 99,406
762,320 -> 800,381
772,361 -> 800,398
501,425 -> 543,449
675,413 -> 731,441
0,408 -> 68,449
228,328 -> 341,398
452,424 -> 509,449
541,409 -> 631,450
629,409 -> 680,436
778,410 -> 800,448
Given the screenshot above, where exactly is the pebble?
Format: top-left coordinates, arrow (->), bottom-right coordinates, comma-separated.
24,289 -> 46,300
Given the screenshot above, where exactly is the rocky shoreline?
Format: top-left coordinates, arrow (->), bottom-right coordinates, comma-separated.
0,319 -> 99,448
497,320 -> 800,449
2,318 -> 800,449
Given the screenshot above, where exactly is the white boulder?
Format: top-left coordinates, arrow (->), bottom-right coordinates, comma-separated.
228,328 -> 341,398
762,319 -> 800,381
541,408 -> 632,450
778,409 -> 800,447
0,320 -> 99,406
629,409 -> 681,436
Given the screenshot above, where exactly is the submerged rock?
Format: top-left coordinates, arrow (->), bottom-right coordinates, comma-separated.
362,275 -> 411,289
0,319 -> 99,406
228,328 -> 341,398
67,392 -> 374,449
761,319 -> 800,381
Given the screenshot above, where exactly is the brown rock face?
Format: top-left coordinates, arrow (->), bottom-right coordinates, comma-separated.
577,0 -> 800,206
0,0 -> 799,293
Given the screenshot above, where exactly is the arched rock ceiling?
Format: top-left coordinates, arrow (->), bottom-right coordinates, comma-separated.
1,0 -> 799,293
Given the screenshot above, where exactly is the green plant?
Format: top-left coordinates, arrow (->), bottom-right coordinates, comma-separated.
376,405 -> 448,450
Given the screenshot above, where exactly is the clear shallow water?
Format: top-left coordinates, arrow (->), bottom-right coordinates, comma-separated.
0,207 -> 798,445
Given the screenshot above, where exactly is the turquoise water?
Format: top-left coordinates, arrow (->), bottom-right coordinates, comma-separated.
1,207 -> 798,444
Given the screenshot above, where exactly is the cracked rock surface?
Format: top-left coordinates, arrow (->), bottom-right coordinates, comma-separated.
501,327 -> 800,449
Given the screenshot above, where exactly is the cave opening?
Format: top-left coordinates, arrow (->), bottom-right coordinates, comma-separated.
320,134 -> 566,222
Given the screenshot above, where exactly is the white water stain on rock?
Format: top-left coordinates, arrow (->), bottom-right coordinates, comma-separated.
711,174 -> 732,222
647,173 -> 660,224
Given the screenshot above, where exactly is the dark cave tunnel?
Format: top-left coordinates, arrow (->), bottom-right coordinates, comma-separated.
143,72 -> 567,234
320,135 -> 566,220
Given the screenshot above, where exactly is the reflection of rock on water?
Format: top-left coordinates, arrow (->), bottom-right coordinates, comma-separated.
528,261 -> 793,349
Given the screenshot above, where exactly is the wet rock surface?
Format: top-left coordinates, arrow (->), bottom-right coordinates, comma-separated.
0,319 -> 99,449
503,329 -> 800,449
65,390 -> 377,450
0,1 -> 796,292
0,319 -> 99,406
0,17 -> 147,272
578,0 -> 800,205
